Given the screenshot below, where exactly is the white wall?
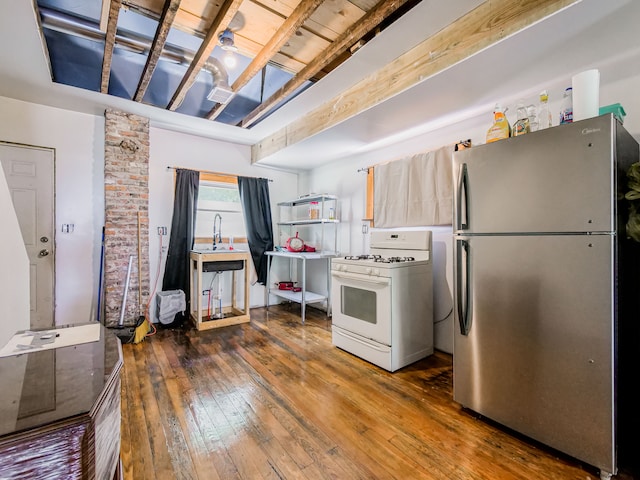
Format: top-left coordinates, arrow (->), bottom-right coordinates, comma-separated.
0,96 -> 104,328
0,165 -> 30,347
149,127 -> 299,310
304,50 -> 640,354
0,97 -> 300,333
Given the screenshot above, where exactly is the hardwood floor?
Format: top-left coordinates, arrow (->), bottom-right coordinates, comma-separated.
120,305 -> 634,480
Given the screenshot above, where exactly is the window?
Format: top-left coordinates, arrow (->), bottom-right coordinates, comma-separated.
195,174 -> 246,245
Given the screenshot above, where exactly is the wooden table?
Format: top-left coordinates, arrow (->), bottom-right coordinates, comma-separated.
0,323 -> 123,479
190,250 -> 251,330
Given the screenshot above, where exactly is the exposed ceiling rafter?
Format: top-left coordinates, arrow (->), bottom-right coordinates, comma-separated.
134,0 -> 182,102
205,0 -> 326,121
101,0 -> 122,94
166,0 -> 244,111
241,0 -> 414,128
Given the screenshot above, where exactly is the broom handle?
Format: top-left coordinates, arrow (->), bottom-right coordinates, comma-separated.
118,256 -> 134,327
138,211 -> 143,315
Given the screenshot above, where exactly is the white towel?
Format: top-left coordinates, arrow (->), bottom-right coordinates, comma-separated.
374,144 -> 454,227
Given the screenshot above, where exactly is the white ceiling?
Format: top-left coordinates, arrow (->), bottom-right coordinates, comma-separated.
0,0 -> 637,171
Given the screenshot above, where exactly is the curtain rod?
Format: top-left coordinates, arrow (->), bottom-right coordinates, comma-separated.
166,166 -> 273,182
357,142 -> 466,173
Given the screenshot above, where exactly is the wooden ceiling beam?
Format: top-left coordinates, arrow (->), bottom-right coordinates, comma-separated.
251,0 -> 578,163
166,0 -> 243,111
241,0 -> 410,128
99,0 -> 111,32
205,0 -> 326,121
134,0 -> 182,102
100,0 -> 122,94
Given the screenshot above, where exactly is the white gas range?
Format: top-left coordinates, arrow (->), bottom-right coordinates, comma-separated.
331,230 -> 434,372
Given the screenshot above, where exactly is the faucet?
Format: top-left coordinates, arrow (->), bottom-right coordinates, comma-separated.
213,213 -> 222,250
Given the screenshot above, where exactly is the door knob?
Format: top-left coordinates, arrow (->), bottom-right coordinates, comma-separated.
39,249 -> 49,257
40,236 -> 49,243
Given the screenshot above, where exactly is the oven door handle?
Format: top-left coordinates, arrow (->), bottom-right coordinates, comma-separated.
331,271 -> 392,286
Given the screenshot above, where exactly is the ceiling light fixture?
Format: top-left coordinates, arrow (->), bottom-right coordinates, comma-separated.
218,29 -> 237,51
218,28 -> 238,69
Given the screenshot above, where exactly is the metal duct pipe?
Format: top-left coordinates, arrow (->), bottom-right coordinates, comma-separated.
38,7 -> 230,94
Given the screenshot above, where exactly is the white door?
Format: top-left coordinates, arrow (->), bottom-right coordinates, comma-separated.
0,143 -> 55,328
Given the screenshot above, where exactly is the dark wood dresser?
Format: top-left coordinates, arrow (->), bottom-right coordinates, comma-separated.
0,324 -> 123,479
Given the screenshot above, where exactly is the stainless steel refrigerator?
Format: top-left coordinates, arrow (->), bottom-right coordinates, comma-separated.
452,114 -> 639,479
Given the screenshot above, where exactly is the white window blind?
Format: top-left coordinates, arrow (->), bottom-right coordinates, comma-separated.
373,144 -> 454,227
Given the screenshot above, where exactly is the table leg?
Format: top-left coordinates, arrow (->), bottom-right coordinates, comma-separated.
301,257 -> 306,324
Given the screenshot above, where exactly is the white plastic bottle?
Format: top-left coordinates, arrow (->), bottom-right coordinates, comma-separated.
538,90 -> 552,129
559,87 -> 573,124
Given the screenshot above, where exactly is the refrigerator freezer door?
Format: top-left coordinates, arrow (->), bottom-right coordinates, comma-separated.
453,234 -> 615,474
453,115 -> 618,234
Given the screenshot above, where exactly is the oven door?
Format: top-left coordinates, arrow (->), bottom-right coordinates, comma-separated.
331,270 -> 392,345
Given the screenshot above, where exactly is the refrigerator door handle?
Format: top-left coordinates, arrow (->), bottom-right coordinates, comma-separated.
456,239 -> 471,335
455,163 -> 469,230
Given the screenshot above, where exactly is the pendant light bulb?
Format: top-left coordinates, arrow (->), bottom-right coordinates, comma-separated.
223,50 -> 237,68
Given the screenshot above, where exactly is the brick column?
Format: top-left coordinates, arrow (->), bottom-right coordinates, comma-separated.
103,109 -> 149,327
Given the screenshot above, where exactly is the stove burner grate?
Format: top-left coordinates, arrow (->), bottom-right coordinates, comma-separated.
375,256 -> 415,263
344,254 -> 381,260
342,255 -> 415,263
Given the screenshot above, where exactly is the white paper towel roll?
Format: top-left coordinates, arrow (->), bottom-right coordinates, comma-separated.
572,69 -> 600,121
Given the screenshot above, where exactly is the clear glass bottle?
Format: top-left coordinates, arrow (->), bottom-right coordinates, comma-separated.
538,90 -> 552,129
512,101 -> 531,136
526,103 -> 538,132
559,87 -> 573,124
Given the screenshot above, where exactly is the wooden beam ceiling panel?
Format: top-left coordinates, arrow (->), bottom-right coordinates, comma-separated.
306,0 -> 366,39
234,1 -> 288,46
279,28 -> 331,63
348,0 -> 380,11
101,0 -> 122,94
269,52 -> 307,73
251,0 -> 579,162
134,0 -> 182,102
241,0 -> 412,127
206,0 -> 326,121
167,0 -> 244,111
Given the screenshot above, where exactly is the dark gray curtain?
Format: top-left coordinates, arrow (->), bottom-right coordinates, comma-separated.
162,169 -> 200,322
238,177 -> 273,285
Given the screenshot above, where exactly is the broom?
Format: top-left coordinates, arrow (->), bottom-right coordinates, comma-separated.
132,211 -> 150,344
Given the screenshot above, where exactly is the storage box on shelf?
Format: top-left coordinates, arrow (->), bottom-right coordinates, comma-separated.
266,194 -> 340,324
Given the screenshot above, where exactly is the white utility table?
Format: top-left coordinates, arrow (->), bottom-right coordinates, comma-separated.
265,250 -> 337,324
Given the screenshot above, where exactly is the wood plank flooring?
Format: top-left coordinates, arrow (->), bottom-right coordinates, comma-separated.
120,305 -> 635,479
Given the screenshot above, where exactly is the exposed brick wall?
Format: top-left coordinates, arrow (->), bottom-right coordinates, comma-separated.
103,109 -> 149,327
